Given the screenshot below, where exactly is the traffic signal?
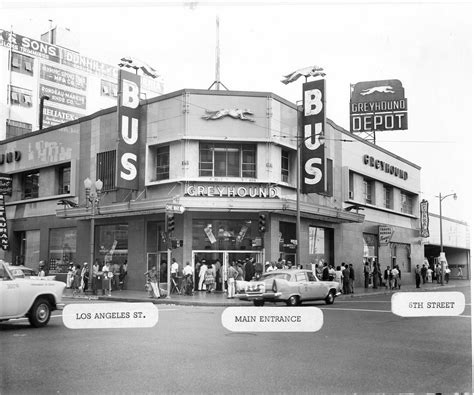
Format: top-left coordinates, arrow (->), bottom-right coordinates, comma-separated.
258,213 -> 267,233
167,214 -> 175,233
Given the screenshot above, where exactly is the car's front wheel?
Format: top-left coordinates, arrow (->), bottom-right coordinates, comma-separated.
28,298 -> 51,327
253,300 -> 265,306
286,295 -> 299,306
325,290 -> 335,305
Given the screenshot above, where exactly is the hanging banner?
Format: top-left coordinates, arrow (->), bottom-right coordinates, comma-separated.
420,199 -> 430,238
0,195 -> 9,250
116,69 -> 141,190
302,79 -> 326,194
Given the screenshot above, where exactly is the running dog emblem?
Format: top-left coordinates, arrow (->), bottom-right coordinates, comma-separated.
281,65 -> 326,85
360,85 -> 395,95
202,109 -> 255,122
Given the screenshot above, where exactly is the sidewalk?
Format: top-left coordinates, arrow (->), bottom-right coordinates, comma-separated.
63,280 -> 471,307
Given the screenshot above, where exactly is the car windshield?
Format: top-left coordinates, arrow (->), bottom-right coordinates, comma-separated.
262,273 -> 291,281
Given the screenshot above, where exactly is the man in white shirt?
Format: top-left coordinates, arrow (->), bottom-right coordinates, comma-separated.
170,258 -> 180,294
182,262 -> 194,295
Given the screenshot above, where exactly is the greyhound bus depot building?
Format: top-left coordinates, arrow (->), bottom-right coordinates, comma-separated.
0,88 -> 426,291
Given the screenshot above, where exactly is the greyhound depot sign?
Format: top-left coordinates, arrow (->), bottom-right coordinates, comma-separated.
350,79 -> 408,132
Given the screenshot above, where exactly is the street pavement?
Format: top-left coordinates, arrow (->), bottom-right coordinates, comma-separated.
63,279 -> 471,306
0,283 -> 471,394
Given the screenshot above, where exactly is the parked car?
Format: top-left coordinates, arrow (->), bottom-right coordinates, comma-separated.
0,261 -> 65,327
236,269 -> 342,306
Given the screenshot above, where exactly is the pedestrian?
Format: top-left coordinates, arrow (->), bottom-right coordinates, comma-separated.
372,262 -> 380,289
81,263 -> 89,293
214,259 -> 222,291
171,257 -> 180,293
182,261 -> 194,295
72,264 -> 81,296
342,264 -> 351,295
328,264 -> 336,281
145,265 -> 160,298
349,264 -> 355,294
119,260 -> 128,290
322,262 -> 330,281
395,265 -> 402,289
198,259 -> 208,291
267,261 -> 277,272
236,261 -> 244,280
334,266 -> 343,287
102,260 -> 112,296
384,266 -> 392,290
391,266 -> 399,289
38,261 -> 46,277
316,262 -> 323,280
254,260 -> 263,280
427,266 -> 433,283
435,264 -> 441,284
445,266 -> 451,284
244,258 -> 255,281
457,266 -> 463,278
421,264 -> 427,284
92,260 -> 100,295
415,265 -> 421,288
227,261 -> 238,298
112,261 -> 121,291
66,263 -> 75,288
204,263 -> 215,293
363,261 -> 371,288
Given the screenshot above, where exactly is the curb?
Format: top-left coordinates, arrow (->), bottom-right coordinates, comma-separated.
63,283 -> 465,307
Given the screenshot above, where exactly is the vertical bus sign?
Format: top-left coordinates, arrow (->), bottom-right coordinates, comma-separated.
302,79 -> 326,194
117,69 -> 141,190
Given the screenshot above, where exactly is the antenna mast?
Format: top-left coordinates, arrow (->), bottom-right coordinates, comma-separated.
208,15 -> 228,90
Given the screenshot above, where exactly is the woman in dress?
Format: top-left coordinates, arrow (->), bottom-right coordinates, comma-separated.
204,263 -> 215,293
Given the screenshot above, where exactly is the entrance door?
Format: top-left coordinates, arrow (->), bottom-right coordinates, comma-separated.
193,251 -> 224,291
147,251 -> 169,286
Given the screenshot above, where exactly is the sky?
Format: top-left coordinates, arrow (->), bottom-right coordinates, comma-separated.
1,0 -> 472,223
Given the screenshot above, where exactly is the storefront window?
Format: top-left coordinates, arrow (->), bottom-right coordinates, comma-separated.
363,233 -> 378,259
97,224 -> 128,267
279,221 -> 296,262
308,226 -> 333,265
192,219 -> 261,250
48,228 -> 76,273
16,230 -> 40,267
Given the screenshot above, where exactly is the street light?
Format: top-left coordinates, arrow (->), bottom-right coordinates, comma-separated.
438,192 -> 457,285
84,178 -> 103,291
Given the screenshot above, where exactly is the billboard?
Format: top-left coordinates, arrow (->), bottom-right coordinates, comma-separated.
39,84 -> 86,109
302,79 -> 326,194
116,70 -> 141,190
42,105 -> 83,127
350,79 -> 408,132
420,199 -> 430,238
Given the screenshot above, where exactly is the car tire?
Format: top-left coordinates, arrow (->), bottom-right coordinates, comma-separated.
28,298 -> 51,328
253,300 -> 265,306
286,295 -> 299,306
325,290 -> 335,305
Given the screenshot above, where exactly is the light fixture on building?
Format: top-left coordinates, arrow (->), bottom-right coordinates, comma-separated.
38,95 -> 50,130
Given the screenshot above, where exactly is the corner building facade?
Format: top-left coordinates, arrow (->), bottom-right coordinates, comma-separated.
0,89 -> 424,291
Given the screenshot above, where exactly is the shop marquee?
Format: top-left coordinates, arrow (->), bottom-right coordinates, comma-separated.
185,184 -> 279,198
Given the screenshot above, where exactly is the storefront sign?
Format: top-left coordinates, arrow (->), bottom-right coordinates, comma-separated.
117,69 -> 141,190
185,184 -> 279,198
379,225 -> 394,245
0,195 -> 9,250
0,174 -> 13,196
40,63 -> 87,91
0,29 -> 60,61
420,199 -> 430,238
204,225 -> 216,244
363,154 -> 408,180
42,106 -> 83,127
39,84 -> 87,109
302,79 -> 326,194
60,47 -> 118,79
350,79 -> 408,132
0,151 -> 21,166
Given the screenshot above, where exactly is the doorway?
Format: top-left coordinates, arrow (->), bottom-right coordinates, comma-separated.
147,251 -> 169,287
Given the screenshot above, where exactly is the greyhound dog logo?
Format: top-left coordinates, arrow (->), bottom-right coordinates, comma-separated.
360,85 -> 395,96
281,65 -> 326,85
202,109 -> 255,122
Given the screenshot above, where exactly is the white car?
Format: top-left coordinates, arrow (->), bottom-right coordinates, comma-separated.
0,261 -> 66,327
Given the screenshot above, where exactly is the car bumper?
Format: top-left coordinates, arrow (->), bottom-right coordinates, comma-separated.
56,303 -> 65,310
237,292 -> 282,301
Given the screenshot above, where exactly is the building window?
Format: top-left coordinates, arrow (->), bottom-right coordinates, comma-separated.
15,230 -> 40,267
9,86 -> 33,107
97,150 -> 116,191
101,80 -> 118,97
58,165 -> 71,194
363,178 -> 373,204
281,149 -> 289,183
21,170 -> 39,199
199,143 -> 256,178
11,52 -> 34,76
97,224 -> 129,267
401,191 -> 414,214
156,146 -> 169,181
48,228 -> 76,274
383,185 -> 392,209
348,171 -> 354,199
6,119 -> 32,138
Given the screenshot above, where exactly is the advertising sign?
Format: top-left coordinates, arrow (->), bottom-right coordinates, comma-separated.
0,29 -> 60,62
379,225 -> 394,245
302,79 -> 326,194
60,47 -> 118,79
42,105 -> 83,127
0,195 -> 9,250
39,84 -> 86,109
116,70 -> 141,190
420,199 -> 430,238
0,174 -> 13,196
40,63 -> 87,91
350,79 -> 408,132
